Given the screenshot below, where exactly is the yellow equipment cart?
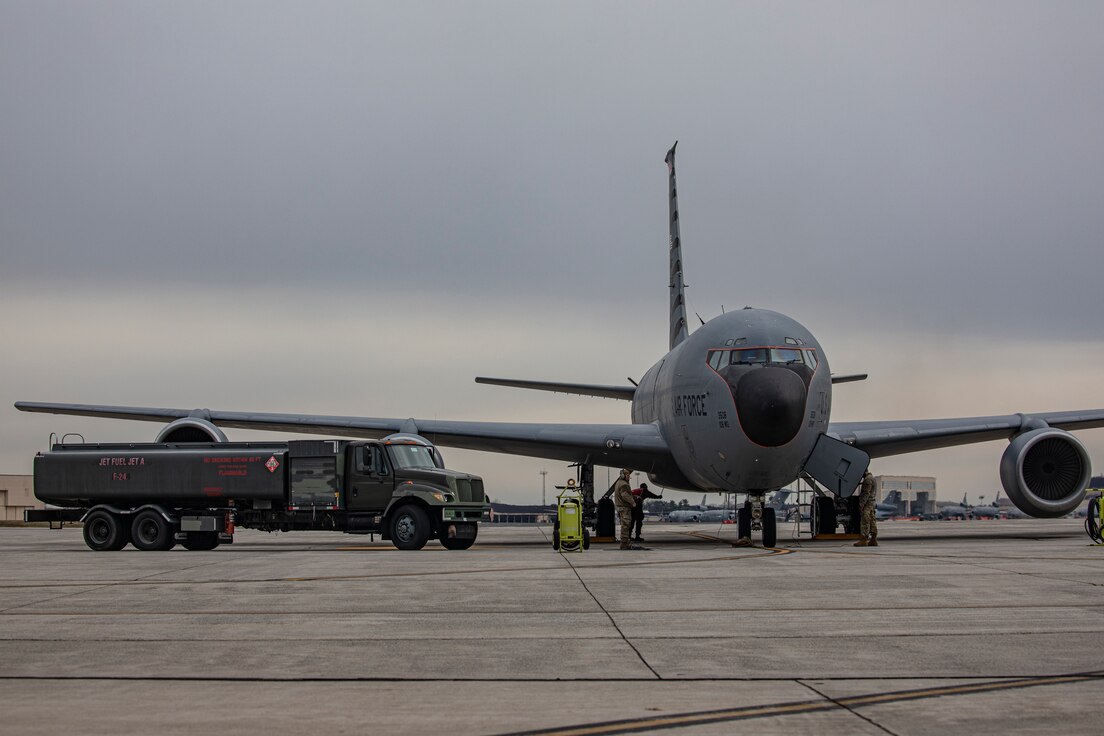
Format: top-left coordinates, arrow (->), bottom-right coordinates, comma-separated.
553,481 -> 590,552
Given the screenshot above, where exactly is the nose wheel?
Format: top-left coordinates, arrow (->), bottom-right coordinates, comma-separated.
737,496 -> 777,548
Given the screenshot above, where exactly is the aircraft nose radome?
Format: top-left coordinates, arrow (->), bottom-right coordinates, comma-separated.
735,368 -> 807,447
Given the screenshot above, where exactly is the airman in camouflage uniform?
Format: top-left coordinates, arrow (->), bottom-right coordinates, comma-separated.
854,470 -> 878,547
612,468 -> 637,550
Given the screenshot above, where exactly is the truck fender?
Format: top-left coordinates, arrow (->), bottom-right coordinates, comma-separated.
81,504 -> 141,522
132,504 -> 179,523
382,495 -> 436,538
92,504 -> 177,523
81,504 -> 178,523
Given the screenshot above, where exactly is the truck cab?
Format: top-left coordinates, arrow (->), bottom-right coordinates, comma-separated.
262,435 -> 489,550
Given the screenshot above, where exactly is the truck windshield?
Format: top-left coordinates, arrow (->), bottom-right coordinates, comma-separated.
386,444 -> 440,470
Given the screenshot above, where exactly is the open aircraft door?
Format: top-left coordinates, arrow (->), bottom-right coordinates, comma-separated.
803,434 -> 869,498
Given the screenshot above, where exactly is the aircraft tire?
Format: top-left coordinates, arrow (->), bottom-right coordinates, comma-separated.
131,510 -> 174,551
582,528 -> 590,550
83,510 -> 128,551
389,505 -> 430,551
737,507 -> 751,540
761,508 -> 777,548
813,496 -> 837,536
844,496 -> 862,534
552,529 -> 561,551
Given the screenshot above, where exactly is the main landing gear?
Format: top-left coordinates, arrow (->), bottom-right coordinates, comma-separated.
737,493 -> 777,548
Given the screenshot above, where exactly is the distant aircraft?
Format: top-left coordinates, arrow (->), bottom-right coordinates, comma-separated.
767,489 -> 804,521
970,492 -> 1002,519
697,507 -> 737,523
666,495 -> 713,522
938,493 -> 972,520
17,142 -> 1104,547
875,490 -> 904,521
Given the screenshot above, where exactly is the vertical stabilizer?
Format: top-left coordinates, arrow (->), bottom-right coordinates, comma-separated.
665,142 -> 689,350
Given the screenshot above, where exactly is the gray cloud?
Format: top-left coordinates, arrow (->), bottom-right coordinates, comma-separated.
2,2 -> 1102,501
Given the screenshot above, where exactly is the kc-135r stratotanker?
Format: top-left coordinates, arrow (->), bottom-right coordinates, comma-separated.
18,143 -> 1104,546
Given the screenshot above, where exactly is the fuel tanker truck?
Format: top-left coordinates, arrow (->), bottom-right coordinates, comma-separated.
26,434 -> 490,552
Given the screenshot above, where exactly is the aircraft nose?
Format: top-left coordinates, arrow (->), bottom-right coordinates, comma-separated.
734,368 -> 807,447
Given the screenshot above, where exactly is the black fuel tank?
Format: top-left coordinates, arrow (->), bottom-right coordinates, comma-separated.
33,443 -> 290,507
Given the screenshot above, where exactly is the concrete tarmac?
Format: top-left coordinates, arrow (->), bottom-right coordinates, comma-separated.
2,519 -> 1103,735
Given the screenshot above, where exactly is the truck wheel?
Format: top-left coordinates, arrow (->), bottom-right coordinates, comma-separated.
181,532 -> 220,551
131,510 -> 175,551
439,524 -> 477,550
389,505 -> 430,551
83,510 -> 127,551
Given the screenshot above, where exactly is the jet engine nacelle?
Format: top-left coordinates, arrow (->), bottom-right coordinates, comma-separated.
999,427 -> 1090,518
155,417 -> 228,443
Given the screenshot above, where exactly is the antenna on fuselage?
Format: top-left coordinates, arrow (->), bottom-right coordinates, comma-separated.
665,141 -> 689,351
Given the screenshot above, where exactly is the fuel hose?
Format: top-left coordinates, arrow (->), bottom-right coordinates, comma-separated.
1086,495 -> 1104,544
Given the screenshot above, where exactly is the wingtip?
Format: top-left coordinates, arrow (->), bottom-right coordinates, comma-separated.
665,140 -> 678,163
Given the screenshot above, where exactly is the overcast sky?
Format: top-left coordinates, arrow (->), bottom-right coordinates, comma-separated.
2,2 -> 1102,504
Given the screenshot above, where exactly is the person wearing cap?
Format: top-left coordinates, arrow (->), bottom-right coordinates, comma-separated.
630,481 -> 662,542
611,468 -> 637,550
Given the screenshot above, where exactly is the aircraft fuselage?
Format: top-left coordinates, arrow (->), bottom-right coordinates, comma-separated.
631,308 -> 832,493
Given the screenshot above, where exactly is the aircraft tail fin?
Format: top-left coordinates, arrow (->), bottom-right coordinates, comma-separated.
666,142 -> 689,351
831,373 -> 868,384
768,489 -> 792,506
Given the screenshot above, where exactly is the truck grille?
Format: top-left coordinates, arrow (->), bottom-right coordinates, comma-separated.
455,478 -> 485,503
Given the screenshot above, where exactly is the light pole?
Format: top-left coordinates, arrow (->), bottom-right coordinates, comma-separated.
539,470 -> 548,507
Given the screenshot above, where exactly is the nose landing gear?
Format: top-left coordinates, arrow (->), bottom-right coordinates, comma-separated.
736,493 -> 777,548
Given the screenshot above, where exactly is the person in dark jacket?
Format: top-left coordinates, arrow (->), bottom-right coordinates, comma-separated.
630,482 -> 662,542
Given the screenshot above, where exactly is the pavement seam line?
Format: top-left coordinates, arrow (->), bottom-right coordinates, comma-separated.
488,673 -> 1104,736
0,557 -> 231,614
799,679 -> 898,736
538,525 -> 661,680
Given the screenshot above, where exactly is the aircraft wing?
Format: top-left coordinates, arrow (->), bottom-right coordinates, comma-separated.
14,401 -> 670,468
830,409 -> 1104,458
474,377 -> 636,400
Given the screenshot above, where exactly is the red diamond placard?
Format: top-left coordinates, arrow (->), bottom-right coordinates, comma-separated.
265,456 -> 280,473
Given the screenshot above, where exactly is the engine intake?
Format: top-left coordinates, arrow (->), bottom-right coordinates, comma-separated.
999,427 -> 1090,518
156,418 -> 228,443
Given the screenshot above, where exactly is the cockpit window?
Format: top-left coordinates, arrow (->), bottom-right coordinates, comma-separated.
770,348 -> 803,364
732,348 -> 769,365
707,346 -> 818,370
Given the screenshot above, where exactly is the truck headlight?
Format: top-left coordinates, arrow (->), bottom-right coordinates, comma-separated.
431,491 -> 452,503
